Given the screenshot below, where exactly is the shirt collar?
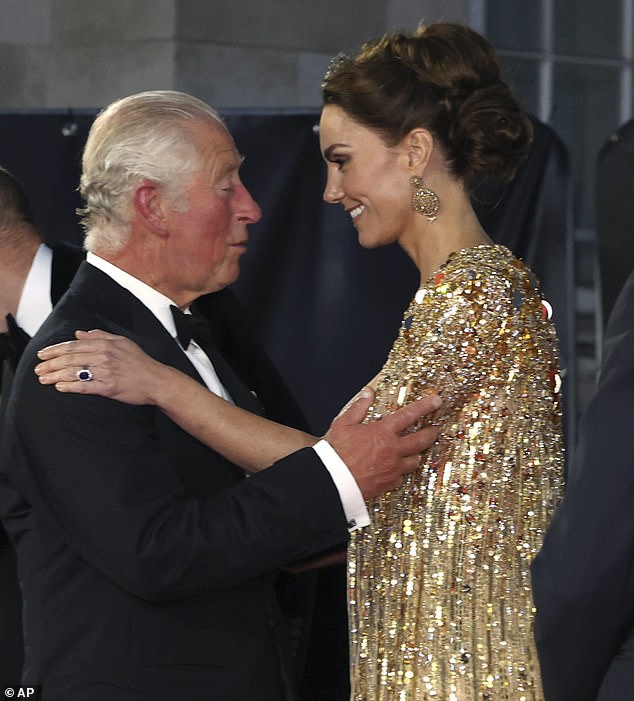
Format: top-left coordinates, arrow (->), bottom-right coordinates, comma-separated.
86,252 -> 181,338
16,242 -> 53,336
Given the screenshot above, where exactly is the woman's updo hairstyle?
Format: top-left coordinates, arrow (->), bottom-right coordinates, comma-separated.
322,22 -> 533,184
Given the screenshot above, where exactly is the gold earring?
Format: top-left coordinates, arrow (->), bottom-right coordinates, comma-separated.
410,175 -> 439,221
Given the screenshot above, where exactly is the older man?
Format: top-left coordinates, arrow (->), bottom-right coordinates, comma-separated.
0,91 -> 439,701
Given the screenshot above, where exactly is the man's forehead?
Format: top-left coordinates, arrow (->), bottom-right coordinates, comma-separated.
210,145 -> 242,177
194,121 -> 241,169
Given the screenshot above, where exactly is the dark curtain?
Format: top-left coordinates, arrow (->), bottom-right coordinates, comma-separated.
0,110 -> 574,700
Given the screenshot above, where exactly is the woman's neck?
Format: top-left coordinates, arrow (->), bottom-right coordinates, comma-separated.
401,189 -> 492,286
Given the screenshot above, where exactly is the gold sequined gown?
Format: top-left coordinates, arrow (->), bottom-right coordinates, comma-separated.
349,245 -> 563,701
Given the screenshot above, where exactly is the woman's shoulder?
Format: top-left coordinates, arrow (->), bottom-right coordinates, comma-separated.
438,245 -> 540,295
442,244 -> 526,276
418,244 -> 547,322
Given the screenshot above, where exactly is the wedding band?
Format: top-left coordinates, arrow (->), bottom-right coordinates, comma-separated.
76,368 -> 93,382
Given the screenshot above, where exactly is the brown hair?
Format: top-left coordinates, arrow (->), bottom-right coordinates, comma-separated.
322,22 -> 533,183
0,166 -> 35,229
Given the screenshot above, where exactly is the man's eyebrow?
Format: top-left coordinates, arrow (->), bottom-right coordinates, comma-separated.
217,154 -> 245,178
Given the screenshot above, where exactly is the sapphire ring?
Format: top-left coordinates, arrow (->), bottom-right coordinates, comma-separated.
76,368 -> 94,382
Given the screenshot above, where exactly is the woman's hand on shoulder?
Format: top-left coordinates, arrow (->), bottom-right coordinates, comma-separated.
34,329 -> 167,405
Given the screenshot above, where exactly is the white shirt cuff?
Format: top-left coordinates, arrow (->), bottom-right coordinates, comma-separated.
312,439 -> 370,531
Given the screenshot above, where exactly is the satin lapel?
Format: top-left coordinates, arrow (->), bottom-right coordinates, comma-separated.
65,263 -> 203,384
191,335 -> 263,415
67,265 -> 265,410
63,263 -> 248,484
0,359 -> 15,426
49,243 -> 85,306
190,297 -> 263,415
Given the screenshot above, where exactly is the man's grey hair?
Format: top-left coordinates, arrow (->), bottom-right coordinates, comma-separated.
80,90 -> 224,253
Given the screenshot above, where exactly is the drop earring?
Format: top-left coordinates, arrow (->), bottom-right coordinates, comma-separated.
410,175 -> 439,221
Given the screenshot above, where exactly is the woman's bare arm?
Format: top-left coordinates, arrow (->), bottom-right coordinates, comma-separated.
35,330 -> 316,473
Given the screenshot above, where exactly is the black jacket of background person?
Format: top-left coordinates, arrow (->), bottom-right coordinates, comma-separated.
532,270 -> 634,700
0,261 -> 348,701
0,241 -> 83,688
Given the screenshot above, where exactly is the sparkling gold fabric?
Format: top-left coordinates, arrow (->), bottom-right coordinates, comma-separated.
349,245 -> 563,701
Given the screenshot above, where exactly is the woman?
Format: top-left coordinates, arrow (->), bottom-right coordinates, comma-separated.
37,23 -> 562,699
317,23 -> 562,701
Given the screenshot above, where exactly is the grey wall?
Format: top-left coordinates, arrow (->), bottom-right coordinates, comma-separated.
0,0 -> 470,110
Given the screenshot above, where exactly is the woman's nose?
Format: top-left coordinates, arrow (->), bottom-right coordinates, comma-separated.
323,171 -> 343,203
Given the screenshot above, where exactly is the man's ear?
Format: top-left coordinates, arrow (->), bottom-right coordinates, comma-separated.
405,128 -> 434,173
132,180 -> 169,237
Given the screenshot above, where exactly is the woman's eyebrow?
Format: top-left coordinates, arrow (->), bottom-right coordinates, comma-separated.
323,143 -> 347,160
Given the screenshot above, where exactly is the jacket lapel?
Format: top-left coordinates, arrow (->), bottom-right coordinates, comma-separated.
49,242 -> 85,306
67,263 -> 202,385
67,263 -> 262,412
66,263 -> 248,484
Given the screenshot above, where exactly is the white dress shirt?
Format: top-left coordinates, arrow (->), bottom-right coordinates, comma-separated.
15,243 -> 53,336
87,252 -> 231,401
86,253 -> 369,531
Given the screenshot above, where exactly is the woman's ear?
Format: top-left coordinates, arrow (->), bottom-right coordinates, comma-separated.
132,180 -> 169,237
406,128 -> 434,172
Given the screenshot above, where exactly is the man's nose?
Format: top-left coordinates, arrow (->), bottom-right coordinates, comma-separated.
237,184 -> 262,223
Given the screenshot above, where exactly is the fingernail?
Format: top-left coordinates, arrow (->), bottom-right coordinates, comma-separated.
430,395 -> 442,409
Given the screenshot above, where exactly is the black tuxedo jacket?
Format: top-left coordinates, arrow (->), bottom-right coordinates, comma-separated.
0,241 -> 84,397
0,241 -> 83,688
0,262 -> 348,701
531,271 -> 634,700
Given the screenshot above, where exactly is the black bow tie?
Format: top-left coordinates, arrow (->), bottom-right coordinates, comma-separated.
0,314 -> 31,369
170,305 -> 213,349
169,305 -> 263,416
0,332 -> 12,364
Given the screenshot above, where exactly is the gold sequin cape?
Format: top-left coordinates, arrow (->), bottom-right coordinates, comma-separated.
349,245 -> 563,701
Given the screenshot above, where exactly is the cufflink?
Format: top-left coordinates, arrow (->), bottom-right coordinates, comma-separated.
347,519 -> 357,529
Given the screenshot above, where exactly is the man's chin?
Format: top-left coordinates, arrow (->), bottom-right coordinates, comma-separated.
211,264 -> 241,292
